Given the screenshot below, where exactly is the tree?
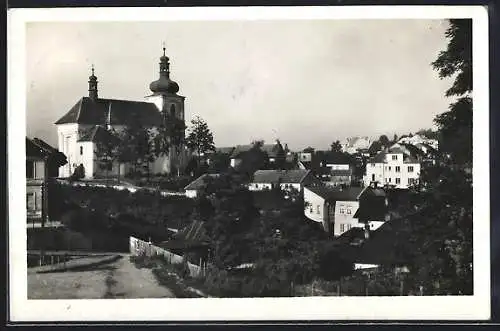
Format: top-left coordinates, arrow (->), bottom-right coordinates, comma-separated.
152,112 -> 187,175
94,128 -> 122,181
330,140 -> 342,153
238,141 -> 268,178
303,146 -> 315,154
378,135 -> 390,147
431,19 -> 472,165
393,134 -> 398,143
186,116 -> 216,166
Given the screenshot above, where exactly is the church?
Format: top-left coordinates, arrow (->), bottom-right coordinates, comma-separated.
54,47 -> 188,179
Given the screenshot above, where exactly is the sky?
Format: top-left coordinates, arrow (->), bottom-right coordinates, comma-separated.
25,19 -> 453,151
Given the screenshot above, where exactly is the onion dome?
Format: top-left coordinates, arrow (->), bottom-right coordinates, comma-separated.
149,47 -> 179,94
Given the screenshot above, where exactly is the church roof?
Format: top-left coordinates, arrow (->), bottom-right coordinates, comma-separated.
77,125 -> 121,144
55,97 -> 162,126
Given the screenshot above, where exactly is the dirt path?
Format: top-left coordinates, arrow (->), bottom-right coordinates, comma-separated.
103,255 -> 175,299
28,254 -> 175,299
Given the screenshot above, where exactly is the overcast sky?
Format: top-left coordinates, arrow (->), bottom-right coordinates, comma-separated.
26,19 -> 453,151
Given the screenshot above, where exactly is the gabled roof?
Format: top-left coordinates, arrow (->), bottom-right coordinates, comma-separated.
306,185 -> 364,202
184,173 -> 220,190
55,97 -> 162,126
77,125 -> 121,143
252,169 -> 311,184
26,137 -> 67,166
215,147 -> 235,155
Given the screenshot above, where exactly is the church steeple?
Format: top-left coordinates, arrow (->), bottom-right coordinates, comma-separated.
88,64 -> 98,101
149,45 -> 179,94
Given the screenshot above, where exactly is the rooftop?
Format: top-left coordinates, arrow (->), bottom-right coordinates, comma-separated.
252,169 -> 311,184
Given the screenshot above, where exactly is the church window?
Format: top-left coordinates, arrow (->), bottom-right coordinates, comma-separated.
80,146 -> 83,155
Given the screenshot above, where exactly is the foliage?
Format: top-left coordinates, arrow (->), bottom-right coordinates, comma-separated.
330,140 -> 342,153
431,19 -> 472,165
207,152 -> 231,173
70,164 -> 85,181
237,141 -> 269,178
186,116 -> 215,160
378,135 -> 390,147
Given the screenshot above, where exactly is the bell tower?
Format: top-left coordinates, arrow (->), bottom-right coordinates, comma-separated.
88,64 -> 98,101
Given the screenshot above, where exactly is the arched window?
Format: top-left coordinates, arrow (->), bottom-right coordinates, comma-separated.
170,104 -> 176,117
80,146 -> 83,155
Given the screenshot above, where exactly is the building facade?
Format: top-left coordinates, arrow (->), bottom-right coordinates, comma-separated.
26,137 -> 67,224
363,147 -> 420,189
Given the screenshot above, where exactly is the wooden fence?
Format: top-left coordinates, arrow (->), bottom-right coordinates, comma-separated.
129,236 -> 205,278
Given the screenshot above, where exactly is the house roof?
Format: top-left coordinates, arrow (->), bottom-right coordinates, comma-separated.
215,147 -> 235,155
330,169 -> 353,176
55,96 -> 162,126
77,125 -> 121,143
368,151 -> 387,163
252,169 -> 311,184
184,173 -> 220,190
26,137 -> 67,166
323,151 -> 352,165
306,185 -> 364,202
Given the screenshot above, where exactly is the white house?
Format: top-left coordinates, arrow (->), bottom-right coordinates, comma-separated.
363,146 -> 420,189
398,134 -> 439,150
303,185 -> 387,237
248,169 -> 317,192
55,48 -> 188,179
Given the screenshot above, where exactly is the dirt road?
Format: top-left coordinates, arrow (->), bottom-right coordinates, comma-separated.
28,254 -> 175,299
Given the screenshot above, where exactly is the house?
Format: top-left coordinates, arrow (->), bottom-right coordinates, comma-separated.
398,134 -> 439,151
342,136 -> 372,154
26,137 -> 67,224
184,173 -> 221,198
319,152 -> 354,187
248,169 -> 317,192
304,185 -> 388,237
55,47 -> 188,179
230,141 -> 285,168
363,146 -> 421,189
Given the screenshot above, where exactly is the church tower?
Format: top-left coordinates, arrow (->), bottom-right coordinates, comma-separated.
146,46 -> 187,174
88,64 -> 98,101
146,46 -> 185,122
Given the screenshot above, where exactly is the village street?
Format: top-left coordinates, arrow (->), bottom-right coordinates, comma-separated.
28,254 -> 175,299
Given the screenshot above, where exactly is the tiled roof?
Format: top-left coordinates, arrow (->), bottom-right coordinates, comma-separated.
55,97 -> 162,126
26,137 -> 67,166
184,173 -> 220,190
252,169 -> 310,184
230,143 -> 283,158
77,125 -> 121,143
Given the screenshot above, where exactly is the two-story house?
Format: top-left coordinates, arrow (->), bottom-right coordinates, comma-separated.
304,184 -> 388,236
363,146 -> 420,189
26,137 -> 67,224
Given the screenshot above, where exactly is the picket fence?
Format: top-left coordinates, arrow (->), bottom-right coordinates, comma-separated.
129,236 -> 204,278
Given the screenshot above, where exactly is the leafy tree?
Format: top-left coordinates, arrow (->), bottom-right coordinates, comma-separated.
152,112 -> 187,175
94,128 -> 122,181
238,141 -> 268,178
208,152 -> 231,173
393,134 -> 398,143
431,19 -> 472,165
330,140 -> 343,153
378,135 -> 390,147
186,116 -> 216,166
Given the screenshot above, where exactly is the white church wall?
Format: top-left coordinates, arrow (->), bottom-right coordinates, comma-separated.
57,123 -> 80,178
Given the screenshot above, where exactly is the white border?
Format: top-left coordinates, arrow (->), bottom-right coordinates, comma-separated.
8,6 -> 490,321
